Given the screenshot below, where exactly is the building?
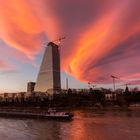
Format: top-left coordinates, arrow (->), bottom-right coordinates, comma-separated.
27,82 -> 36,93
35,42 -> 61,94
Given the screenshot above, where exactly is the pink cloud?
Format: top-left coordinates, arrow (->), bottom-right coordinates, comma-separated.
0,60 -> 14,72
0,0 -> 140,84
0,0 -> 59,60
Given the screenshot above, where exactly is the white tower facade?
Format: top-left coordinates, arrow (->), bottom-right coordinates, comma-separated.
35,42 -> 61,94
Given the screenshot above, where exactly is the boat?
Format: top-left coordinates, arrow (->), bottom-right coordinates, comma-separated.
0,109 -> 74,120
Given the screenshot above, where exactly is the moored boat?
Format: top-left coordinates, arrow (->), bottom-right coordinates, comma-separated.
0,109 -> 74,120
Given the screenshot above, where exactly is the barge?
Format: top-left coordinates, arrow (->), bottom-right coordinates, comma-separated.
0,109 -> 74,120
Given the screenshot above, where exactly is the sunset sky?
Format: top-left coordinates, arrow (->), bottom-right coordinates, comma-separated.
0,0 -> 140,92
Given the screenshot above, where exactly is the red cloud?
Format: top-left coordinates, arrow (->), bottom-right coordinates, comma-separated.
0,0 -> 59,59
0,0 -> 140,84
60,0 -> 140,83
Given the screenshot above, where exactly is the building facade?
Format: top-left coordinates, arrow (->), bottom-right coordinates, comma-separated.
27,82 -> 36,93
35,42 -> 61,94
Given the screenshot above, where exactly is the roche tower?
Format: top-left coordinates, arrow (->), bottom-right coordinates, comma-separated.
35,42 -> 61,94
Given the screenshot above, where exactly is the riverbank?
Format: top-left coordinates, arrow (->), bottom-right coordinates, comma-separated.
0,104 -> 139,112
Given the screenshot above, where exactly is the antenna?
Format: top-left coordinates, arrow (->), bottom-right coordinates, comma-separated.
66,78 -> 69,90
111,75 -> 119,91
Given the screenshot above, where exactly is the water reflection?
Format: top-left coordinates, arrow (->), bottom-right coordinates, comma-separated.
0,109 -> 139,140
61,111 -> 88,140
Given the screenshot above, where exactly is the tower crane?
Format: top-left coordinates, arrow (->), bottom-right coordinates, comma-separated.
88,82 -> 96,89
43,36 -> 66,48
52,37 -> 66,45
111,75 -> 119,91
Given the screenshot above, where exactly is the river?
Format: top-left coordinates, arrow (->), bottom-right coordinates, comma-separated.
0,108 -> 139,140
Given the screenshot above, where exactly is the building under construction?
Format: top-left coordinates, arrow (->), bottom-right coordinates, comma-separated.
35,42 -> 61,94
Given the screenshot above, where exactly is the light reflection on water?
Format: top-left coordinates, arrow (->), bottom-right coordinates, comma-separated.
0,109 -> 139,140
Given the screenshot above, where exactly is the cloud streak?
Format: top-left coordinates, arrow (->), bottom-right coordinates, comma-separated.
59,0 -> 140,83
0,0 -> 140,84
0,0 -> 59,59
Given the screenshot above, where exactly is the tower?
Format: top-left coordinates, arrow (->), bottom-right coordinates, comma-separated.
35,42 -> 61,94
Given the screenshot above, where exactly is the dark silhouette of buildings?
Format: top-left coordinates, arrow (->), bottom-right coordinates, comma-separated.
27,82 -> 36,93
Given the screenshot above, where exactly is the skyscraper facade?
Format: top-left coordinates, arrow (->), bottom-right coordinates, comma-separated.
35,42 -> 61,94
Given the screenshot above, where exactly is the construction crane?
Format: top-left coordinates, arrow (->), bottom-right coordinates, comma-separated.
52,37 -> 66,45
118,83 -> 131,92
43,36 -> 66,48
88,82 -> 96,89
111,75 -> 119,91
119,83 -> 131,87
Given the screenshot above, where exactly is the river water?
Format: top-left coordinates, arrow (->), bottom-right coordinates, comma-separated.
0,108 -> 139,140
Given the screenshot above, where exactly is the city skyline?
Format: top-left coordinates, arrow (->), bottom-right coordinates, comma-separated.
0,0 -> 140,92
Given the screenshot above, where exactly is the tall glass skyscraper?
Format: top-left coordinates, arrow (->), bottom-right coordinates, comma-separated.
35,42 -> 61,94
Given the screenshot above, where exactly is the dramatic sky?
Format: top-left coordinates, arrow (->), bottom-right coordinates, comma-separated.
0,0 -> 140,92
